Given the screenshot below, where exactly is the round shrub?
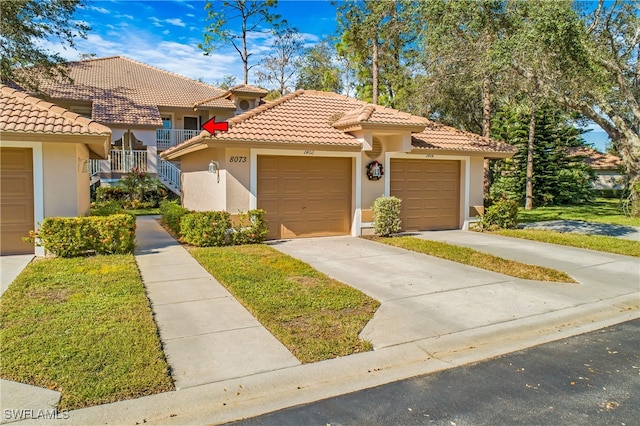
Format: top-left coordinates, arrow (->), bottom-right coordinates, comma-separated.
482,199 -> 520,230
372,196 -> 402,237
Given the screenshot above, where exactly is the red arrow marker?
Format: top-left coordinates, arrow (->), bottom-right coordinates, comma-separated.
201,116 -> 229,134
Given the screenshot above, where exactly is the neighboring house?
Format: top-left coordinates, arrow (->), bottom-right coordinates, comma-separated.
162,90 -> 517,239
0,85 -> 111,255
16,56 -> 268,194
568,146 -> 625,191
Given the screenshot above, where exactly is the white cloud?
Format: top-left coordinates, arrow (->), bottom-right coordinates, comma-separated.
166,18 -> 186,27
89,6 -> 110,14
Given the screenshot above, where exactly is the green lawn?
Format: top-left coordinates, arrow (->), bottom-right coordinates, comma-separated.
370,236 -> 575,283
518,198 -> 640,227
188,244 -> 380,363
0,255 -> 173,410
490,229 -> 640,257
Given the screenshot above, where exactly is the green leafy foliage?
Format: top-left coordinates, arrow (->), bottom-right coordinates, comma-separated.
159,200 -> 189,235
490,104 -> 596,206
27,214 -> 135,257
180,211 -> 232,247
1,0 -> 89,91
231,209 -> 269,244
481,199 -> 519,230
372,196 -> 402,237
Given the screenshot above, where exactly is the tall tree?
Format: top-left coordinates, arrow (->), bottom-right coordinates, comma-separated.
550,0 -> 640,213
335,0 -> 419,106
255,26 -> 303,96
491,103 -> 595,206
199,0 -> 281,85
418,0 -> 507,135
0,0 -> 89,91
295,40 -> 343,93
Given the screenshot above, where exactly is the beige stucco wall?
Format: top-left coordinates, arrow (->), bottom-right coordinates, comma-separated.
42,142 -> 90,217
180,147 -> 227,211
468,156 -> 485,216
224,147 -> 251,213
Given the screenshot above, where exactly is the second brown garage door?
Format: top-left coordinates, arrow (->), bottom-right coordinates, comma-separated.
258,156 -> 352,239
390,159 -> 460,231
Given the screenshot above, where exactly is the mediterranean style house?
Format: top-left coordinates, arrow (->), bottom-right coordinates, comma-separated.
162,90 -> 517,239
16,56 -> 267,194
2,55 -> 516,249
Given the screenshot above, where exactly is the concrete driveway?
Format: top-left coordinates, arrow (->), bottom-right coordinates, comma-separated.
270,232 -> 639,349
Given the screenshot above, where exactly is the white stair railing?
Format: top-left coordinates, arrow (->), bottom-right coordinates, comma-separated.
158,160 -> 181,193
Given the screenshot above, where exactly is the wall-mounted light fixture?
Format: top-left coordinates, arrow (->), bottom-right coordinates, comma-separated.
78,158 -> 90,173
208,160 -> 220,183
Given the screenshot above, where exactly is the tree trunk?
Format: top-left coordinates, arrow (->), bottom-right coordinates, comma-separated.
372,37 -> 379,105
525,93 -> 538,210
482,74 -> 492,200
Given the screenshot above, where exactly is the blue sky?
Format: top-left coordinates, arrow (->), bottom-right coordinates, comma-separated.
47,0 -> 610,151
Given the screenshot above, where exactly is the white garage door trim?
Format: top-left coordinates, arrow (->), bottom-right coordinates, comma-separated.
385,152 -> 471,229
250,148 -> 361,236
0,141 -> 45,256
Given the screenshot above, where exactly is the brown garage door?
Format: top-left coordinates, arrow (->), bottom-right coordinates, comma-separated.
390,159 -> 460,231
1,148 -> 35,255
258,156 -> 352,239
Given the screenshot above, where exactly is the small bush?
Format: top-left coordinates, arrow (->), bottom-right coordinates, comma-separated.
27,214 -> 136,257
372,196 -> 402,237
91,200 -> 125,216
159,200 -> 189,235
481,199 -> 519,230
181,211 -> 232,247
231,209 -> 269,244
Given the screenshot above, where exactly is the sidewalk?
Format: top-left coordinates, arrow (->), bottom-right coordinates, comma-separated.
133,216 -> 299,389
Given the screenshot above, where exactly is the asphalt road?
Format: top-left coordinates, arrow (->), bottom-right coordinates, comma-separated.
229,319 -> 640,425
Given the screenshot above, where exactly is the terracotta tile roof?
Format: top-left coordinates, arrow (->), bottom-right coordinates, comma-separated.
332,104 -> 428,129
229,84 -> 269,96
1,85 -> 111,136
26,56 -> 235,127
567,146 -> 622,169
163,90 -> 516,158
412,122 -> 517,154
214,90 -> 368,145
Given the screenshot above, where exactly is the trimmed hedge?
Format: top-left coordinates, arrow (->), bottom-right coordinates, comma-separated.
231,209 -> 269,244
179,209 -> 269,247
159,200 -> 189,235
181,211 -> 232,247
28,214 -> 136,257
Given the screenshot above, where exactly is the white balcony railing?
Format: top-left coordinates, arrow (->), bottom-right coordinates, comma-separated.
156,129 -> 200,150
110,150 -> 148,172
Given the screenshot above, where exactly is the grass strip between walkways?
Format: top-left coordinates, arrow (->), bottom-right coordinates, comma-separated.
369,236 -> 576,283
188,244 -> 380,363
488,229 -> 640,258
0,255 -> 174,410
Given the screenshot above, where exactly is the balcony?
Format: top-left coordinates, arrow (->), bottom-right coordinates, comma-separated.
156,129 -> 200,151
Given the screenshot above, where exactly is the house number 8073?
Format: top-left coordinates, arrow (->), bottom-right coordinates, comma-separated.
229,156 -> 247,163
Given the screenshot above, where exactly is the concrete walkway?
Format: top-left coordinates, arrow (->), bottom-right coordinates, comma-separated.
0,255 -> 33,297
134,216 -> 299,389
